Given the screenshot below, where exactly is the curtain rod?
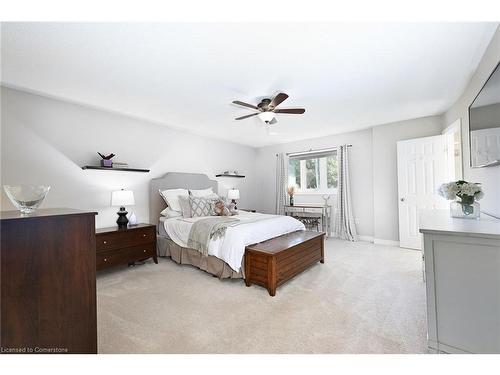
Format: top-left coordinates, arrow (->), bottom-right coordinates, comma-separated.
275,145 -> 352,157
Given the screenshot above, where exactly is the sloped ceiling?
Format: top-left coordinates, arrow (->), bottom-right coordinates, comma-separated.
1,22 -> 497,147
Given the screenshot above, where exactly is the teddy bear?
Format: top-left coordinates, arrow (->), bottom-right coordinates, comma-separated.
213,200 -> 231,216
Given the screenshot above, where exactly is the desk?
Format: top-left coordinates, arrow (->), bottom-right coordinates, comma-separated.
284,204 -> 331,236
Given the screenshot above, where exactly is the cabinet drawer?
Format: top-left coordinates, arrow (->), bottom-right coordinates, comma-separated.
96,249 -> 128,270
96,243 -> 156,270
126,244 -> 156,262
96,227 -> 155,252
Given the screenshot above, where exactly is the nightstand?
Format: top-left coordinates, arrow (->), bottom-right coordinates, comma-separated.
95,223 -> 157,271
239,208 -> 256,212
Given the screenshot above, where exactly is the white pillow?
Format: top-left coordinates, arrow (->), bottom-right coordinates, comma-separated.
160,207 -> 182,218
159,188 -> 189,212
189,187 -> 214,197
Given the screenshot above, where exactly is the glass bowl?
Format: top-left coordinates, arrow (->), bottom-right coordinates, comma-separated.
3,185 -> 51,214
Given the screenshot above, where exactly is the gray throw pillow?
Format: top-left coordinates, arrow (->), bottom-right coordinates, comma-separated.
189,196 -> 213,217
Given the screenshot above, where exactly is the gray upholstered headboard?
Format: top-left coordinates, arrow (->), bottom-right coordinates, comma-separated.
149,172 -> 218,225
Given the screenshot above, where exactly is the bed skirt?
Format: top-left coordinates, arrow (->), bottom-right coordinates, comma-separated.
157,236 -> 244,279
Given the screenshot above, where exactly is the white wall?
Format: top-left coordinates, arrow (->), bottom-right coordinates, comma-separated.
0,87 -> 258,228
442,27 -> 500,219
372,116 -> 443,241
255,128 -> 375,238
0,87 -> 448,243
5,31 -> 497,238
254,116 -> 443,242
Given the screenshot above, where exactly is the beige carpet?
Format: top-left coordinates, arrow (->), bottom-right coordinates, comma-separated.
96,238 -> 427,353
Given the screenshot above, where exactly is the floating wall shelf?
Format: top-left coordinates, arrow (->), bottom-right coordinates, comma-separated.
82,166 -> 150,173
215,174 -> 245,178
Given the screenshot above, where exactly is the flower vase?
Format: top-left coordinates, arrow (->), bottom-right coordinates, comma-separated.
289,195 -> 294,206
450,198 -> 480,220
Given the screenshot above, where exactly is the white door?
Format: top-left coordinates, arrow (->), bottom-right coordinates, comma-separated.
397,135 -> 448,249
443,119 -> 463,180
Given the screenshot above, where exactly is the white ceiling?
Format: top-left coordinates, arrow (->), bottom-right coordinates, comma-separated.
1,22 -> 498,147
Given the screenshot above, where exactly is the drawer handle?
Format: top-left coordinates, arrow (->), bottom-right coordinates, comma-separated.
103,241 -> 107,244
104,258 -> 107,262
142,234 -> 146,238
143,250 -> 146,253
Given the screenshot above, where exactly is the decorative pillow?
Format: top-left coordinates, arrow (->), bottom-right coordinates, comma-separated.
160,207 -> 182,218
189,196 -> 213,217
178,196 -> 192,218
189,187 -> 214,197
159,188 -> 189,212
205,192 -> 220,200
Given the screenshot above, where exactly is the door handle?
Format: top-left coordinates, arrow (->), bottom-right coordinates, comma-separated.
400,197 -> 406,202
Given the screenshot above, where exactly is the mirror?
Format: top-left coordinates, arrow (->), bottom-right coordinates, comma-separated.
469,61 -> 500,168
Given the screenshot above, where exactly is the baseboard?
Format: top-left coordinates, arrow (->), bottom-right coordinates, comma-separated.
357,235 -> 374,243
328,235 -> 399,246
328,234 -> 374,242
373,238 -> 400,247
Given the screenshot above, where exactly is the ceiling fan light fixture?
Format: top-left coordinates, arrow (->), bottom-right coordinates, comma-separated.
258,111 -> 275,124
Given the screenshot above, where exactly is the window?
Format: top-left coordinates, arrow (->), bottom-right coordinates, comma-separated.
288,150 -> 338,193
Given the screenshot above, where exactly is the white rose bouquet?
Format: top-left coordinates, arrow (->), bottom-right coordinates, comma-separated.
438,180 -> 483,216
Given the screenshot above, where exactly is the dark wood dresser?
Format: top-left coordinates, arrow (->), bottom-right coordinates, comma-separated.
0,208 -> 97,354
95,223 -> 157,271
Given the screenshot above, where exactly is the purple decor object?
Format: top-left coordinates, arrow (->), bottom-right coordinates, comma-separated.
101,159 -> 113,168
98,152 -> 115,168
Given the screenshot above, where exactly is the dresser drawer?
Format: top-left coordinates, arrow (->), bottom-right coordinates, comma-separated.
96,226 -> 155,252
96,249 -> 128,270
96,243 -> 156,270
126,243 -> 157,262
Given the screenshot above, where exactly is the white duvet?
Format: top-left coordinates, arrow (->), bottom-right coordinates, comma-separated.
163,211 -> 305,271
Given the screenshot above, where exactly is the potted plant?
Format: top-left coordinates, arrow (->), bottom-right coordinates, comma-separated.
287,186 -> 296,206
438,180 -> 484,219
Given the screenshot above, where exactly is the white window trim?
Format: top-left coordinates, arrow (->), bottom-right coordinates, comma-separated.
293,159 -> 337,195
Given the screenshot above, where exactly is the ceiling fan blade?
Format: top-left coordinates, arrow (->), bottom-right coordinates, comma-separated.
274,108 -> 305,114
269,117 -> 278,125
235,113 -> 259,120
232,100 -> 259,110
269,93 -> 289,108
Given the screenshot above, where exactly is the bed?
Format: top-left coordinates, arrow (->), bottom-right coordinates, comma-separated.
150,172 -> 305,279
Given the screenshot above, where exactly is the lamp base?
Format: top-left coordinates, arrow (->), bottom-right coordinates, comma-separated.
116,206 -> 129,228
231,199 -> 238,210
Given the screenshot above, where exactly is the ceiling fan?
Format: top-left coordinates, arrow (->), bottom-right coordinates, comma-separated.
232,92 -> 305,125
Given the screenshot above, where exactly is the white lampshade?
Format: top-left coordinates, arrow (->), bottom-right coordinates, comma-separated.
227,189 -> 240,200
111,190 -> 135,207
258,112 -> 275,123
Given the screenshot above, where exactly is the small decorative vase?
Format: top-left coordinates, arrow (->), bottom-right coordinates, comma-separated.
128,212 -> 138,225
289,195 -> 294,206
100,159 -> 113,168
450,198 -> 480,220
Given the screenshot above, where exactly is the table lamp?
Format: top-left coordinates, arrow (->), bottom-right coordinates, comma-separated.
111,189 -> 135,228
227,189 -> 240,210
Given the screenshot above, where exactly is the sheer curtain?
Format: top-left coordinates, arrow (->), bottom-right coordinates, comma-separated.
275,152 -> 287,215
334,145 -> 358,241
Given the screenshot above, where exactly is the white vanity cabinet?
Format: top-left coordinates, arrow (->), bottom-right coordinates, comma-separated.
419,210 -> 500,353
